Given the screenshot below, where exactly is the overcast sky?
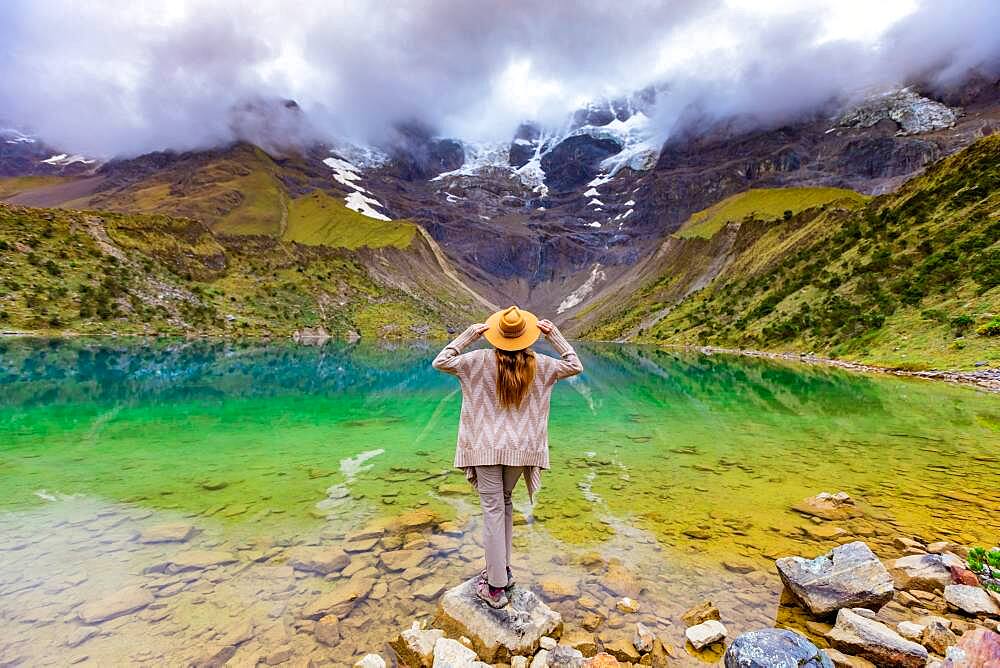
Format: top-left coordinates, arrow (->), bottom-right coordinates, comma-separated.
1,0 -> 997,157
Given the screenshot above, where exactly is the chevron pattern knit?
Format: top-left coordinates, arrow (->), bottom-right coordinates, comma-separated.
432,324 -> 583,497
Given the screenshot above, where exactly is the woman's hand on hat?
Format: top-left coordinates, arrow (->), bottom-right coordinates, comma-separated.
537,319 -> 555,336
467,323 -> 489,338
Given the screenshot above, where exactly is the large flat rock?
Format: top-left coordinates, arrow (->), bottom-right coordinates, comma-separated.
827,608 -> 927,668
724,628 -> 832,667
77,585 -> 154,624
434,577 -> 563,662
776,541 -> 893,616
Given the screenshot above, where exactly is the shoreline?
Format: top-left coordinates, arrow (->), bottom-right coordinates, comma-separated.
3,331 -> 998,393
684,345 -> 1000,394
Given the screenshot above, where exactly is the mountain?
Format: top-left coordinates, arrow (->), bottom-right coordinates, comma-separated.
0,78 -> 998,353
577,134 -> 1000,369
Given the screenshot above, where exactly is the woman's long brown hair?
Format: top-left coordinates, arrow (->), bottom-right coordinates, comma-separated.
495,348 -> 536,409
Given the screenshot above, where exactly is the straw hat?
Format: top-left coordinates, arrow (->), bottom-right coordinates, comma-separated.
484,305 -> 540,351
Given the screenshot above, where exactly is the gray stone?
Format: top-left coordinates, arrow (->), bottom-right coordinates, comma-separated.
724,628 -> 833,667
432,638 -> 478,667
827,608 -> 928,668
944,585 -> 1000,617
547,645 -> 585,667
391,626 -> 444,667
77,585 -> 154,624
434,577 -> 563,662
776,542 -> 894,616
686,620 -> 727,650
889,553 -> 964,592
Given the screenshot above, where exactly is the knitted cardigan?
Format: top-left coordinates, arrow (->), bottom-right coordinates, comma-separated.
432,324 -> 583,499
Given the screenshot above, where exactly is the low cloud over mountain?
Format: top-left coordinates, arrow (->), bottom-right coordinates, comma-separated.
1,0 -> 997,157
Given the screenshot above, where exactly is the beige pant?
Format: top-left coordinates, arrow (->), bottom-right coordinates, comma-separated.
474,465 -> 524,588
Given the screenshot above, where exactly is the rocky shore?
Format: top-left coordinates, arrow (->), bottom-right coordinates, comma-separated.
369,493 -> 1000,667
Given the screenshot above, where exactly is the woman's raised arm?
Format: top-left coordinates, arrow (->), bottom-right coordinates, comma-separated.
432,323 -> 488,376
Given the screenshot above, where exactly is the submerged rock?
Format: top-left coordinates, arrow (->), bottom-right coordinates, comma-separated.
434,577 -> 563,662
826,608 -> 927,668
138,522 -> 196,543
156,549 -> 237,573
724,628 -> 832,668
285,546 -> 350,575
944,584 -> 1000,617
77,585 -> 154,624
302,576 -> 374,619
792,492 -> 862,521
685,619 -> 727,650
776,541 -> 894,616
682,600 -> 721,627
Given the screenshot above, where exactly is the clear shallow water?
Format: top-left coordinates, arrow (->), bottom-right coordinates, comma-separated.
1,339 -> 998,665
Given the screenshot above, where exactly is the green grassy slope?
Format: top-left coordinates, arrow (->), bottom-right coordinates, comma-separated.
677,187 -> 867,239
283,191 -> 416,249
585,135 -> 1000,370
0,203 -> 481,338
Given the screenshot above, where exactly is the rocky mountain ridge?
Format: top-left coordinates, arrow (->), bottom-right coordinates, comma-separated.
1,78 -> 998,339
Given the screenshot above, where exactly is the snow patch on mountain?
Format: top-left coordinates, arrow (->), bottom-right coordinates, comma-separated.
324,152 -> 392,220
345,191 -> 391,221
1,128 -> 35,144
557,263 -> 606,314
41,153 -> 96,166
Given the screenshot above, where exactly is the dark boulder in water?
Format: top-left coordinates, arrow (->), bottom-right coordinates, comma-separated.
724,628 -> 832,668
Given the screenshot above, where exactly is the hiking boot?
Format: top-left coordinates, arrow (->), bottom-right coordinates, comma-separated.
475,576 -> 509,609
480,567 -> 515,592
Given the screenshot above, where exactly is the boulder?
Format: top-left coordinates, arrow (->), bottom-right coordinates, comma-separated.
285,546 -> 350,575
792,492 -> 863,521
941,628 -> 1000,667
685,620 -> 727,650
681,600 -> 720,627
77,585 -> 154,624
724,628 -> 833,667
826,608 -> 928,668
432,637 -> 478,667
889,553 -> 964,592
138,522 -> 196,543
547,645 -> 585,667
434,577 -> 563,662
921,620 -> 958,655
391,626 -> 445,668
530,650 -> 550,668
302,576 -> 374,619
944,584 -> 1000,617
776,542 -> 894,616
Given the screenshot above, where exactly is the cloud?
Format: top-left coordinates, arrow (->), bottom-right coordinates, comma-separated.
0,0 -> 996,158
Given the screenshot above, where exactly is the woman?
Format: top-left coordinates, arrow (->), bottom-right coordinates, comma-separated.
432,306 -> 583,608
